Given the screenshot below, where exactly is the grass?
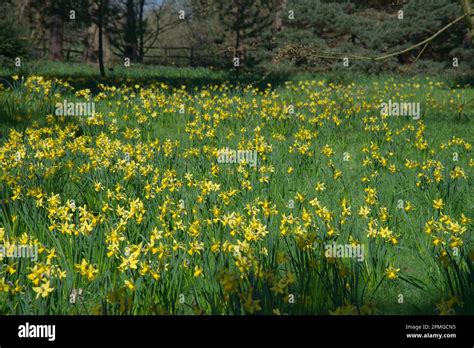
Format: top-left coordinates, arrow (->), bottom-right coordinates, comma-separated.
0,64 -> 472,315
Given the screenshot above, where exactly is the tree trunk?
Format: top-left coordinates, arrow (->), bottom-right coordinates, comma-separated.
273,0 -> 288,32
459,0 -> 473,42
234,3 -> 243,77
124,0 -> 138,61
138,0 -> 145,62
48,12 -> 63,60
83,25 -> 97,62
98,0 -> 106,77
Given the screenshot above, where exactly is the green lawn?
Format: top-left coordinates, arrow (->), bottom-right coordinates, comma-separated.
0,65 -> 472,315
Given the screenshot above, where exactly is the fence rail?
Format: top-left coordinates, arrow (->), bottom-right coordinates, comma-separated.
30,39 -> 258,66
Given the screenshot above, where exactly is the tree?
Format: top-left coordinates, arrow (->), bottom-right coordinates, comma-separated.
47,1 -> 64,60
273,0 -> 288,32
276,0 -> 361,68
26,0 -> 73,60
107,0 -> 183,63
124,0 -> 138,60
137,0 -> 146,62
89,0 -> 110,76
369,0 -> 467,64
276,0 -> 470,73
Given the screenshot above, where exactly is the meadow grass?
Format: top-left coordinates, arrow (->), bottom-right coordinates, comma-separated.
0,66 -> 472,315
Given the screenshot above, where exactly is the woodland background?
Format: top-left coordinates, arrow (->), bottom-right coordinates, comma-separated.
0,0 -> 473,80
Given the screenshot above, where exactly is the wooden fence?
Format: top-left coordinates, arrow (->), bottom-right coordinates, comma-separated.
33,43 -> 225,65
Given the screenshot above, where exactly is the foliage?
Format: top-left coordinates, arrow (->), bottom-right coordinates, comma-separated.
274,0 -> 473,75
0,1 -> 30,65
